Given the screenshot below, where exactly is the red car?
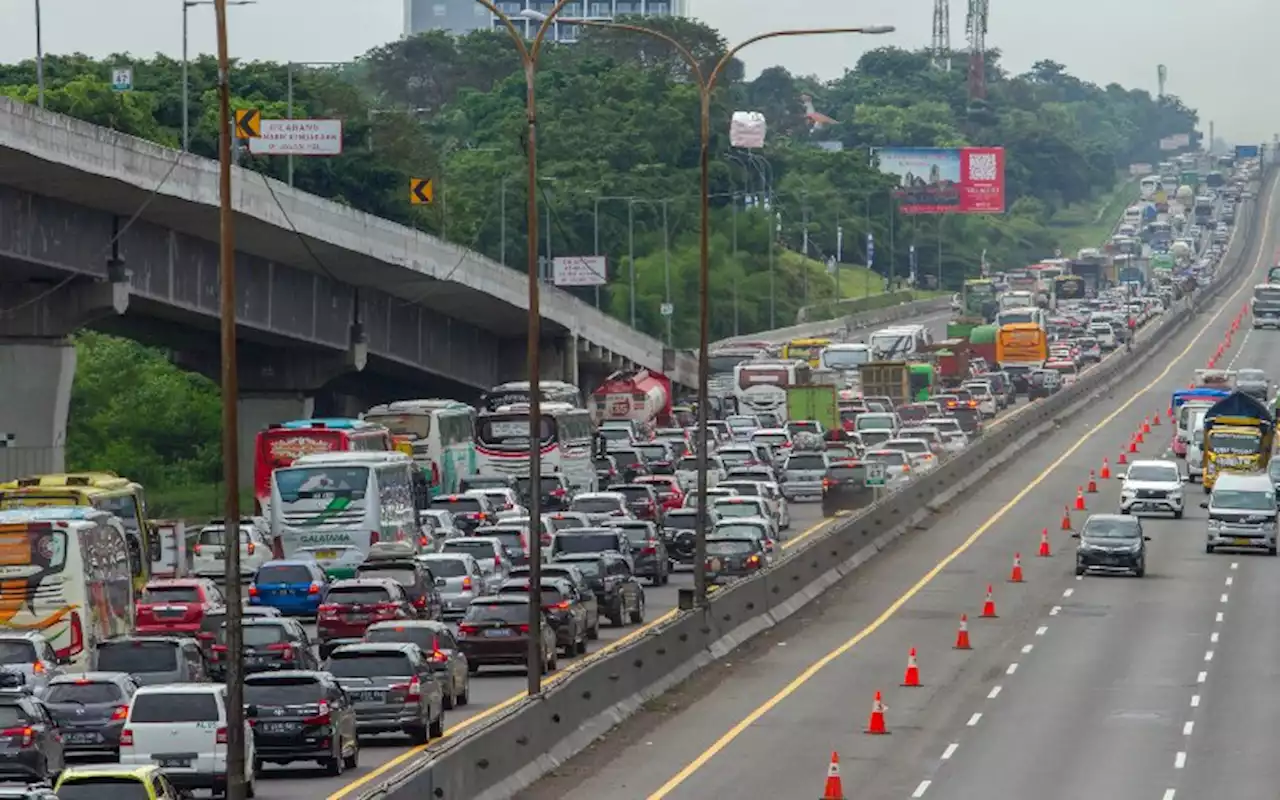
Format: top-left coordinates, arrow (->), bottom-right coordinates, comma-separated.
635,475 -> 685,511
317,578 -> 416,658
136,578 -> 226,635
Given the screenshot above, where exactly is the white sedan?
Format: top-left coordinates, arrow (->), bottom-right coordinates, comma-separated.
192,518 -> 273,580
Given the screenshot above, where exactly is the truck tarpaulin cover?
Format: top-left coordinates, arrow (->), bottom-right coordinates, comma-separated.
1204,391 -> 1274,425
876,147 -> 1006,214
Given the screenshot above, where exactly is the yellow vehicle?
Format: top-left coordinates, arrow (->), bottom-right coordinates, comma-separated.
1201,392 -> 1275,490
55,763 -> 176,798
0,473 -> 156,590
782,337 -> 832,368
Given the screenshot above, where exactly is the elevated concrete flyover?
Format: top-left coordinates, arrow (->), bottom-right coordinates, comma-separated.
0,98 -> 695,479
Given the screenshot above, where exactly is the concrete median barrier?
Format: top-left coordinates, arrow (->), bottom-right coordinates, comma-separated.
359,166 -> 1274,800
712,295 -> 951,347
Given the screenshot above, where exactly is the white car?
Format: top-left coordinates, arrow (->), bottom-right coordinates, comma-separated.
419,508 -> 464,542
675,455 -> 725,492
683,487 -> 739,508
464,488 -> 527,520
1186,421 -> 1206,484
120,684 -> 256,797
192,518 -> 272,580
1119,459 -> 1185,518
882,438 -> 939,473
719,480 -> 791,532
712,496 -> 781,540
923,417 -> 968,453
963,382 -> 998,418
864,449 -> 914,488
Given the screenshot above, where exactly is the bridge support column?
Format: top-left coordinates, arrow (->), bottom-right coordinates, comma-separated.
237,393 -> 316,499
0,341 -> 76,479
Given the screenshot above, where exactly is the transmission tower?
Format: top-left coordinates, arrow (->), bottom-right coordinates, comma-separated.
931,0 -> 951,71
965,0 -> 989,101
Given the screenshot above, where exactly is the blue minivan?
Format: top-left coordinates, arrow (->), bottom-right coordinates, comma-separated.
250,560 -> 328,615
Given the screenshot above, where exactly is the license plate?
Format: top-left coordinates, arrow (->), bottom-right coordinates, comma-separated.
64,732 -> 100,744
1233,537 -> 1255,546
315,550 -> 338,560
157,757 -> 193,768
485,628 -> 513,637
258,721 -> 299,733
354,691 -> 385,702
344,614 -> 368,622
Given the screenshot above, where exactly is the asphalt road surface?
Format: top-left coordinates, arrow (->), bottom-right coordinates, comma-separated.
514,175 -> 1279,800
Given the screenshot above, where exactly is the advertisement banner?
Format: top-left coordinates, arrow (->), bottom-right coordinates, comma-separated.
1235,144 -> 1260,159
876,147 -> 1006,214
1159,133 -> 1191,151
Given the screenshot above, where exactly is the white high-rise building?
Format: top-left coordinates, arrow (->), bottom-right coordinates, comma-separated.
405,0 -> 690,42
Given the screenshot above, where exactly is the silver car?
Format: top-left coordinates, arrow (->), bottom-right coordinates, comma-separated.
438,537 -> 512,593
362,620 -> 470,709
325,643 -> 445,742
1203,472 -> 1278,555
0,633 -> 64,697
419,553 -> 485,619
780,451 -> 829,501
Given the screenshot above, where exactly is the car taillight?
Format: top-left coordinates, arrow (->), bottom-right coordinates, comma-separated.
642,543 -> 657,555
461,576 -> 473,591
2,726 -> 34,748
318,603 -> 339,617
494,556 -> 501,570
517,624 -> 530,634
216,726 -> 228,745
303,701 -> 332,727
419,535 -> 430,547
120,728 -> 133,747
458,624 -> 479,636
413,595 -> 427,609
247,541 -> 256,555
548,600 -> 571,611
374,602 -> 404,617
747,554 -> 762,568
111,705 -> 129,721
309,582 -> 321,595
822,478 -> 832,489
193,543 -> 202,555
369,531 -> 380,548
248,586 -> 259,597
550,488 -> 567,498
266,643 -> 295,661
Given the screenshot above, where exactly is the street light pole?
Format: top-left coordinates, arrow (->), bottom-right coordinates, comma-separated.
183,0 -> 255,154
34,0 -> 45,109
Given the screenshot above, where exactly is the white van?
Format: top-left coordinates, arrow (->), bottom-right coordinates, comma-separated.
1089,323 -> 1117,350
1187,417 -> 1206,483
868,325 -> 932,361
120,684 -> 257,796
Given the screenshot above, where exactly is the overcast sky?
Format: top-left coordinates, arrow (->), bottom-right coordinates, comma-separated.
1,0 -> 1274,143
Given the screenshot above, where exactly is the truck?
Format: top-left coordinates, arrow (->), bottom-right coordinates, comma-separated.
1201,391 -> 1275,490
1193,195 -> 1214,225
949,279 -> 999,339
967,324 -> 999,365
857,362 -> 912,407
786,385 -> 839,432
1251,283 -> 1280,329
589,369 -> 672,429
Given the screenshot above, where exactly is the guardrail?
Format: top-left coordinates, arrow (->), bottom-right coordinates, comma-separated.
360,169 -> 1270,800
711,296 -> 952,348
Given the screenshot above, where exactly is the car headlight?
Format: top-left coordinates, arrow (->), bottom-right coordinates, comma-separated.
1207,519 -> 1224,531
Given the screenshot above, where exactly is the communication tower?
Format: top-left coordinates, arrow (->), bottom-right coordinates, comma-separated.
965,0 -> 989,101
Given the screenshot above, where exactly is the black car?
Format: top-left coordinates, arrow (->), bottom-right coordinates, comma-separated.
704,535 -> 768,583
516,473 -> 572,513
356,558 -> 444,619
245,670 -> 359,776
593,455 -> 621,486
510,563 -> 600,639
605,520 -> 670,585
497,577 -> 589,656
1236,368 -> 1269,400
610,449 -> 651,482
42,672 -> 138,759
1073,514 -> 1150,577
821,460 -> 875,518
661,508 -> 701,565
429,494 -> 498,534
553,552 -> 645,627
1027,369 -> 1059,400
0,679 -> 63,781
219,618 -> 320,675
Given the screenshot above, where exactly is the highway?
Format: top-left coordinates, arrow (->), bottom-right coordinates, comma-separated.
512,178 -> 1280,799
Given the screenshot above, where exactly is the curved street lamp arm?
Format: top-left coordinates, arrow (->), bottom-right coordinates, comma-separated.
711,27 -> 883,90
472,0 -> 533,64
568,18 -> 706,87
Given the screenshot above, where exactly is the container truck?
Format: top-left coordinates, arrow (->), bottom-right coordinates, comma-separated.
786,385 -> 839,431
857,362 -> 911,408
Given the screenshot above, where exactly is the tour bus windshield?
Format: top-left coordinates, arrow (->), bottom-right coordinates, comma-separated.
362,412 -> 430,439
274,467 -> 369,502
738,368 -> 790,391
708,353 -> 755,373
477,415 -> 554,447
822,348 -> 871,369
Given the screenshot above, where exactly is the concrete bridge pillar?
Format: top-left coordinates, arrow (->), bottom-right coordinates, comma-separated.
236,393 -> 316,506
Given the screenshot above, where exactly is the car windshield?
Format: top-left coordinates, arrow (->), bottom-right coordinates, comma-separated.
516,476 -> 564,495
552,558 -> 603,577
364,626 -> 437,651
786,454 -> 827,471
0,642 -> 36,665
326,653 -> 414,677
244,677 -> 324,706
95,642 -> 178,673
713,524 -> 766,539
1081,518 -> 1142,539
637,444 -> 672,461
46,681 -> 124,704
256,564 -> 313,584
555,532 -> 619,554
720,483 -> 760,496
442,541 -> 496,559
326,587 -> 394,605
719,450 -> 752,466
707,539 -> 754,555
477,531 -> 524,553
860,431 -> 892,448
462,602 -> 529,624
714,501 -> 762,518
866,451 -> 908,466
241,624 -> 290,647
142,586 -> 201,603
571,497 -> 622,513
858,417 -> 894,430
433,497 -> 483,513
611,525 -> 652,544
1238,369 -> 1266,381
1127,465 -> 1180,482
53,779 -> 152,800
130,691 -> 220,722
1211,489 -> 1276,511
423,558 -> 468,577
752,433 -> 788,446
664,513 -> 697,530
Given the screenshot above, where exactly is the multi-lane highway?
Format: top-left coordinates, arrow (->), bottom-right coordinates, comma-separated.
512,177 -> 1279,799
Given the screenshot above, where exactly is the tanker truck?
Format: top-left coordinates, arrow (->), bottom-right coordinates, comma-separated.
589,369 -> 673,432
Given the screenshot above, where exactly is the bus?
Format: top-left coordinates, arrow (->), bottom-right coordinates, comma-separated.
362,400 -> 479,497
781,338 -> 831,368
819,343 -> 872,372
475,403 -> 596,493
0,507 -> 134,668
270,452 -> 420,561
0,473 -> 157,592
481,381 -> 582,412
253,419 -> 393,513
734,360 -> 811,420
1139,175 -> 1162,200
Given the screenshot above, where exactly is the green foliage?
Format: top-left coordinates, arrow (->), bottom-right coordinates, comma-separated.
0,27 -> 1198,348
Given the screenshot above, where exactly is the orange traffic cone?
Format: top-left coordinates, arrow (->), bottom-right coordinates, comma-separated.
1118,450 -> 1128,465
1087,471 -> 1098,493
1061,505 -> 1072,531
1143,417 -> 1151,434
866,691 -> 889,735
1100,458 -> 1111,479
1128,437 -> 1138,453
901,647 -> 921,687
1009,552 -> 1024,583
1152,409 -> 1161,426
954,614 -> 972,649
1075,487 -> 1086,511
821,752 -> 845,800
1168,405 -> 1175,418
1136,428 -> 1145,444
1038,527 -> 1052,557
981,584 -> 998,618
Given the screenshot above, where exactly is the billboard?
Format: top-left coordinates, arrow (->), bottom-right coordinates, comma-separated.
1129,163 -> 1153,176
248,119 -> 343,156
1159,133 -> 1191,151
876,147 -> 1006,214
552,255 -> 607,287
1236,144 -> 1260,159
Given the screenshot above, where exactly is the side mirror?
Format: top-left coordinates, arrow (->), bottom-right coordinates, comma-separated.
1069,532 -> 1080,538
1200,501 -> 1209,509
244,704 -> 259,717
435,577 -> 447,587
1144,536 -> 1152,541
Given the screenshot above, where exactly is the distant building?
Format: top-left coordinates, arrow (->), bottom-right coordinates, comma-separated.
404,0 -> 689,42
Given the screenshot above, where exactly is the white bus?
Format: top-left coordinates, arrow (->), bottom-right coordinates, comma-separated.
362,399 -> 479,497
481,381 -> 582,412
1139,175 -> 1162,200
475,403 -> 597,493
270,452 -> 419,559
734,360 -> 810,420
0,507 -> 134,669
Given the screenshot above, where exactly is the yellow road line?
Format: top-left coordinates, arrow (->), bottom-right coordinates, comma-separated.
642,186 -> 1276,800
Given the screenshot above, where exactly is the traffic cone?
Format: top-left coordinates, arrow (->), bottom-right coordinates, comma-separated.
981,584 -> 998,618
1168,405 -> 1174,418
865,691 -> 889,735
1128,437 -> 1138,453
1075,487 -> 1086,511
821,752 -> 845,800
901,647 -> 921,687
1118,450 -> 1128,465
1152,409 -> 1161,426
1038,527 -> 1052,557
1061,505 -> 1072,531
1136,428 -> 1145,444
1143,417 -> 1151,434
1101,458 -> 1111,479
1087,471 -> 1098,493
1009,552 -> 1024,583
954,614 -> 972,649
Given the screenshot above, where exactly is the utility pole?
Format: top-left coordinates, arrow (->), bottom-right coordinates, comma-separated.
801,190 -> 811,305
769,211 -> 779,328
662,199 -> 672,346
627,199 -> 636,327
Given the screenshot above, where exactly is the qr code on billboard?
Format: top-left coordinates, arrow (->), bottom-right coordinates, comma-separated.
967,152 -> 998,181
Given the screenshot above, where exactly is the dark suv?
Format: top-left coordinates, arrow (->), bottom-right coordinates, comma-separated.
554,552 -> 645,627
355,558 -> 443,620
245,670 -> 359,776
497,578 -> 589,657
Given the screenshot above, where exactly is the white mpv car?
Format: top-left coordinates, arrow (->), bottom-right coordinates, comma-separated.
120,684 -> 257,797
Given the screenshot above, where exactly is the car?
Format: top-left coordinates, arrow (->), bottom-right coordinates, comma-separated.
569,491 -> 632,524
1236,367 -> 1269,399
821,459 -> 874,517
296,544 -> 365,582
497,577 -> 589,656
472,523 -> 534,567
324,643 -> 445,742
439,537 -> 513,590
710,497 -> 779,539
363,620 -> 470,709
1073,513 -> 1150,577
214,617 -> 319,675
719,480 -> 790,531
191,518 -> 272,580
660,508 -> 705,565
418,508 -> 464,543
1202,472 -> 1279,555
119,683 -> 255,796
635,475 -> 686,512
243,670 -> 359,777
1028,369 -> 1061,399
0,634 -> 64,697
922,417 -> 967,452
509,562 -> 601,639
862,449 -> 913,489
603,519 -> 670,584
456,595 -> 558,674
1119,460 -> 1185,518
136,578 -> 226,637
419,552 -> 486,619
962,381 -> 999,418
703,535 -> 769,584
606,483 -> 663,522
0,677 -> 63,782
464,488 -> 527,520
53,764 -> 178,800
429,494 -> 499,534
92,636 -> 211,686
593,454 -> 621,486
316,578 -> 417,658
549,527 -> 634,564
249,559 -> 329,616
196,606 -> 281,665
552,551 -> 645,627
779,450 -> 829,501
356,556 -> 444,619
515,473 -> 573,513
882,437 -> 939,473
43,671 -> 139,760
